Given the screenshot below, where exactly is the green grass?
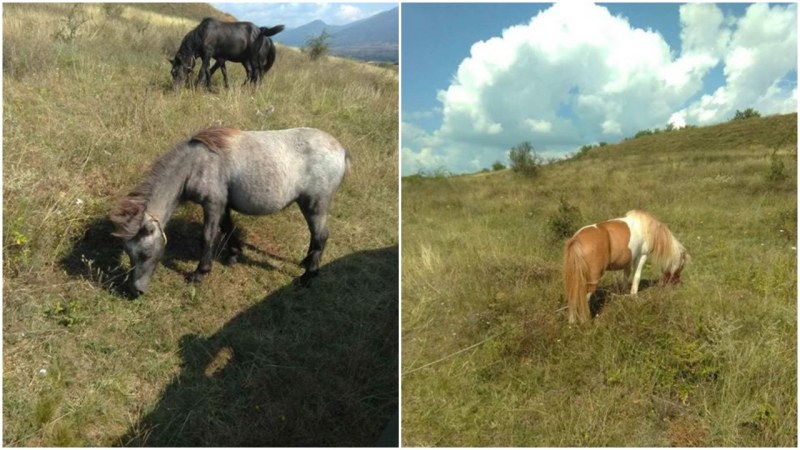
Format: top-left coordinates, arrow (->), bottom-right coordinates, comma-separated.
3,3 -> 397,446
402,113 -> 796,446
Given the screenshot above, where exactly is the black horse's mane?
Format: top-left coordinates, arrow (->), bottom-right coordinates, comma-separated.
176,17 -> 214,59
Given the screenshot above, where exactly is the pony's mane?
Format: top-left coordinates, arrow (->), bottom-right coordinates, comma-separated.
626,209 -> 684,272
190,126 -> 241,153
109,144 -> 194,240
176,18 -> 214,60
109,195 -> 146,240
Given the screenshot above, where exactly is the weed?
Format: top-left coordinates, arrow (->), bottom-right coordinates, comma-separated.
45,299 -> 82,327
33,393 -> 61,429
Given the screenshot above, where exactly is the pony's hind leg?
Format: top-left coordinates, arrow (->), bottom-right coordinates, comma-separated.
220,206 -> 242,264
297,196 -> 330,285
209,60 -> 229,89
219,62 -> 229,89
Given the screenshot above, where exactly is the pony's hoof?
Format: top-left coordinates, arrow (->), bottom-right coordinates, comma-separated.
225,254 -> 239,266
295,271 -> 318,287
188,271 -> 206,283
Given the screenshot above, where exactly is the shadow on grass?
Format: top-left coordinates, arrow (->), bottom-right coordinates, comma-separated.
59,218 -> 295,296
116,246 -> 399,447
589,279 -> 658,317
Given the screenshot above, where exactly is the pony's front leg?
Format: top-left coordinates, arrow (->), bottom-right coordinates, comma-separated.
192,204 -> 224,283
630,254 -> 648,295
197,55 -> 213,91
219,62 -> 229,89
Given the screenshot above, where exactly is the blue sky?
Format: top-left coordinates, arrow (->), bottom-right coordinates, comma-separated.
402,3 -> 798,175
213,2 -> 397,28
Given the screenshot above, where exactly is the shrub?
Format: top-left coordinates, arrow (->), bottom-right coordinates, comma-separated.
102,4 -> 125,20
491,161 -> 505,171
304,30 -> 331,61
575,144 -> 594,159
765,150 -> 787,183
548,197 -> 582,240
508,141 -> 541,176
54,4 -> 89,43
733,108 -> 761,121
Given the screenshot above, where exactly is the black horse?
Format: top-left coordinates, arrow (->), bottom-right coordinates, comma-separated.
208,34 -> 278,88
170,18 -> 284,91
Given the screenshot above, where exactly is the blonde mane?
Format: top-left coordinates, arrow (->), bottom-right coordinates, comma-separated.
190,126 -> 241,153
626,209 -> 685,272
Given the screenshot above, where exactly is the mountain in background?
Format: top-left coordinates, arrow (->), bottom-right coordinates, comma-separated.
274,7 -> 398,63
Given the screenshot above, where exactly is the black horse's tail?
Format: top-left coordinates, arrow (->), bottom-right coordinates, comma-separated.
259,24 -> 285,37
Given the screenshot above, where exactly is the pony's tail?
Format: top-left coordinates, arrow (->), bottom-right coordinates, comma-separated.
343,149 -> 352,179
260,24 -> 285,37
564,238 -> 591,324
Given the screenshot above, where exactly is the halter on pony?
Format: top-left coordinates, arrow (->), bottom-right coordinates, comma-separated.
563,209 -> 688,324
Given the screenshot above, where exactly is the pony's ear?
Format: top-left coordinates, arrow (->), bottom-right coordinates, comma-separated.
109,196 -> 145,239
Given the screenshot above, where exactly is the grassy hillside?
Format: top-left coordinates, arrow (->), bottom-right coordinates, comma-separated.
402,114 -> 796,446
3,3 -> 397,446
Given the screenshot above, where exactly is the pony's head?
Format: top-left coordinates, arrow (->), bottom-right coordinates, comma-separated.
109,196 -> 167,296
169,55 -> 194,91
662,248 -> 689,285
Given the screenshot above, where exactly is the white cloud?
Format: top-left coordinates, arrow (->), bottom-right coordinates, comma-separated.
525,118 -> 552,134
403,3 -> 797,174
336,5 -> 367,23
674,3 -> 796,125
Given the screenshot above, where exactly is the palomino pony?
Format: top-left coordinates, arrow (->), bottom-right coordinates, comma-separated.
563,209 -> 688,324
109,126 -> 350,296
170,18 -> 284,90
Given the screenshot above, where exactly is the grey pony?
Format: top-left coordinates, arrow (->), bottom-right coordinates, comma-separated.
109,127 -> 350,296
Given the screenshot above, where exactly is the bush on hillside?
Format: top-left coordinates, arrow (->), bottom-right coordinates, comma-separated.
491,161 -> 506,171
54,4 -> 89,43
548,197 -> 582,240
733,108 -> 761,121
304,30 -> 331,61
103,4 -> 125,20
765,149 -> 788,183
509,141 -> 542,176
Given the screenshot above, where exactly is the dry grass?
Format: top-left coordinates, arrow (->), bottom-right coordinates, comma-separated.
3,3 -> 397,446
402,114 -> 796,446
